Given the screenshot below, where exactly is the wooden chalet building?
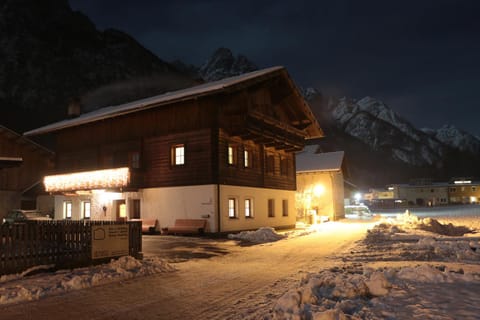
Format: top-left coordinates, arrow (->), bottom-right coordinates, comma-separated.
0,125 -> 54,218
25,66 -> 323,232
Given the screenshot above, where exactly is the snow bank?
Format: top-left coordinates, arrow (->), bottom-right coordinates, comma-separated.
0,256 -> 175,306
228,227 -> 286,243
395,211 -> 473,236
273,213 -> 480,319
273,265 -> 480,319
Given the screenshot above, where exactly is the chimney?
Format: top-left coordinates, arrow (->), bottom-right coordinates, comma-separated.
67,97 -> 81,118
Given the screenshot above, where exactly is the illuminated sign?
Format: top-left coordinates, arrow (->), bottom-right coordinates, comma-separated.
454,180 -> 472,184
44,167 -> 130,192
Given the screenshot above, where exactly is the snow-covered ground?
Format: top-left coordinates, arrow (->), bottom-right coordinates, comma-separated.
273,211 -> 480,320
1,208 -> 479,320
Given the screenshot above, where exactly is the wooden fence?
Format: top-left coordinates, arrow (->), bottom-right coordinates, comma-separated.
0,220 -> 142,276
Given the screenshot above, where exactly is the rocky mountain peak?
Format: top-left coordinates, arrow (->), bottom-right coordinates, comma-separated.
199,47 -> 257,81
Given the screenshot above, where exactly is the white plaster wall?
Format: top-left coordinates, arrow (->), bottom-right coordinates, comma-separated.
52,191 -> 129,221
141,185 -> 217,232
219,185 -> 296,232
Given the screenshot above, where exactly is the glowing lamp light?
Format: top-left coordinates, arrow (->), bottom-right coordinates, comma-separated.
312,184 -> 325,197
354,192 -> 362,201
44,167 -> 130,192
454,180 -> 472,184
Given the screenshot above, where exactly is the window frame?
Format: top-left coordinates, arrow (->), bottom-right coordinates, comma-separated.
63,200 -> 72,219
268,199 -> 275,217
244,198 -> 253,218
171,144 -> 185,166
82,200 -> 91,219
228,197 -> 238,219
227,144 -> 237,166
282,199 -> 289,217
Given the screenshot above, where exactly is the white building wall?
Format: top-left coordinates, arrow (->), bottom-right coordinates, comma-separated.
219,185 -> 296,232
142,185 -> 217,232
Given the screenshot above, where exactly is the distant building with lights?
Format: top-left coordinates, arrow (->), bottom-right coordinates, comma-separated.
295,147 -> 346,222
365,178 -> 480,208
25,67 -> 323,232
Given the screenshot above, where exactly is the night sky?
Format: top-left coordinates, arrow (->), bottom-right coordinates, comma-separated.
68,0 -> 480,135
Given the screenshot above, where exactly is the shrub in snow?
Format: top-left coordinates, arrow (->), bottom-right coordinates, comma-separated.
228,227 -> 286,243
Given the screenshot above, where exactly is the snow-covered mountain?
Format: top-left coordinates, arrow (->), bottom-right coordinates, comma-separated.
326,96 -> 445,166
421,125 -> 480,155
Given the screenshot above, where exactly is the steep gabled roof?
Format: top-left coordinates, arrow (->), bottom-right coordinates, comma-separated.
296,145 -> 345,173
0,125 -> 53,156
25,66 -> 323,138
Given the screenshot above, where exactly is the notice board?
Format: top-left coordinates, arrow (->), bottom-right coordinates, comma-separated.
91,224 -> 129,259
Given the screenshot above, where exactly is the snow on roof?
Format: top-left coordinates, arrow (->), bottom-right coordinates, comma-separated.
296,147 -> 344,173
24,66 -> 286,136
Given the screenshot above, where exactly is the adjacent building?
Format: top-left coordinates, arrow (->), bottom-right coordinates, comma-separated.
295,146 -> 346,222
25,67 -> 323,232
0,125 -> 54,219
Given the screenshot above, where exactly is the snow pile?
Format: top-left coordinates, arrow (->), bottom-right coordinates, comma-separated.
273,265 -> 480,319
0,256 -> 175,306
392,210 -> 473,236
228,227 -> 286,243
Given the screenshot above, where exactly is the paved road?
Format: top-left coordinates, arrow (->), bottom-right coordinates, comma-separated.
0,222 -> 374,320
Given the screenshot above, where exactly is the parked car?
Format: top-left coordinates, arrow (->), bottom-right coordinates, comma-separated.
2,210 -> 52,224
344,204 -> 373,218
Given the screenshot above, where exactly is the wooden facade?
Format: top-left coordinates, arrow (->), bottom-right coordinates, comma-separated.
26,67 -> 323,232
0,126 -> 53,217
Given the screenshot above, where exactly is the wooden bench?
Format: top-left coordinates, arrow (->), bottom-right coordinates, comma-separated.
166,219 -> 207,235
131,219 -> 159,234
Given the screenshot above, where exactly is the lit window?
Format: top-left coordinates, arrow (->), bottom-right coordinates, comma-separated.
63,201 -> 72,219
268,199 -> 275,217
82,201 -> 91,219
245,198 -> 253,218
228,198 -> 237,218
244,149 -> 250,168
172,144 -> 185,165
282,199 -> 288,217
228,144 -> 237,165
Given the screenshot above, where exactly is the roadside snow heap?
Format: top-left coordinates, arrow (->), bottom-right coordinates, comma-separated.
228,227 -> 286,244
273,265 -> 480,319
395,210 -> 473,236
0,256 -> 175,305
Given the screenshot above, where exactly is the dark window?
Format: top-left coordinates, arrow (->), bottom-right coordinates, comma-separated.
280,156 -> 288,176
266,154 -> 275,174
282,199 -> 288,217
131,199 -> 141,219
129,151 -> 141,169
268,199 -> 275,217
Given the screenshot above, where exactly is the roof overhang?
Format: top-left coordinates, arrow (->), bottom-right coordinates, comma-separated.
0,156 -> 23,168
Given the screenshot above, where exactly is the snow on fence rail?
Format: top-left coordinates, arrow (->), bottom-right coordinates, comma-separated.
0,220 -> 142,276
